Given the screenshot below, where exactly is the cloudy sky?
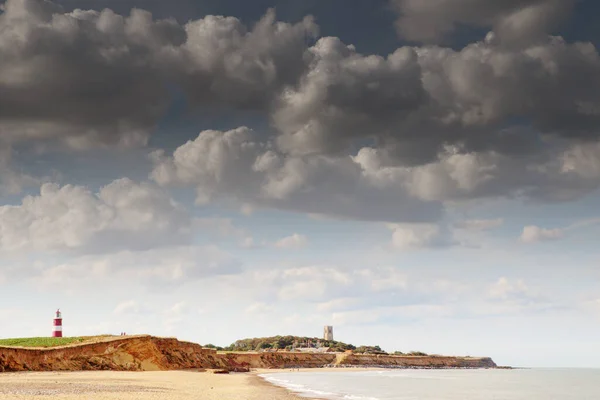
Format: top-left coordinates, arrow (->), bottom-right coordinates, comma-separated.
1,0 -> 600,368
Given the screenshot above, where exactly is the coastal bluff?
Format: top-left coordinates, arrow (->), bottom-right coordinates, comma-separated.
0,335 -> 497,372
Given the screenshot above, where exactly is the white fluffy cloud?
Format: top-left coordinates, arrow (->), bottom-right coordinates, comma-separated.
0,178 -> 191,252
488,277 -> 531,299
245,302 -> 275,315
274,233 -> 308,249
113,300 -> 144,315
326,275 -> 556,326
520,225 -> 564,243
484,277 -> 555,315
30,245 -> 239,288
246,265 -> 410,304
331,304 -> 454,326
389,223 -> 455,250
355,141 -> 600,204
255,268 -> 558,326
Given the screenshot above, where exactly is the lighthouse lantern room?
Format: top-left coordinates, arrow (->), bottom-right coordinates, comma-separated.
52,309 -> 63,338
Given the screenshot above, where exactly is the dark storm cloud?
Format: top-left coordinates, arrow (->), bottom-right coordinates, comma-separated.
150,127 -> 443,223
0,0 -> 316,149
273,37 -> 429,159
2,0 -> 600,213
273,34 -> 600,165
0,0 -> 183,148
4,0 -> 598,159
172,9 -> 318,109
392,0 -> 576,47
49,0 -> 399,54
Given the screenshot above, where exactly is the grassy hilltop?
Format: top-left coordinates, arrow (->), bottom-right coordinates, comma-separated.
205,335 -> 420,355
0,337 -> 85,347
0,335 -> 429,356
0,335 -> 116,348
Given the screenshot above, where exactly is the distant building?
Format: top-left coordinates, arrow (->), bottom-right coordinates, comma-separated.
295,347 -> 330,353
323,325 -> 334,341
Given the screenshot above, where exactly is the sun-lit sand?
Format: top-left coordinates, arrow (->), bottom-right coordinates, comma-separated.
0,371 -> 303,400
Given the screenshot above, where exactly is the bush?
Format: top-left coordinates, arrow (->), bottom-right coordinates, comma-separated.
203,344 -> 224,351
354,345 -> 388,355
222,336 -> 367,353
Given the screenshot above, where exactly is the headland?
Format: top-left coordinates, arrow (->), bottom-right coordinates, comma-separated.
0,334 -> 497,373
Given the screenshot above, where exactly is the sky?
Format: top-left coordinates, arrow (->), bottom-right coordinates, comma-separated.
1,0 -> 600,369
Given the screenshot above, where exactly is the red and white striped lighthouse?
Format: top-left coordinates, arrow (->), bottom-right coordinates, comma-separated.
52,309 -> 62,338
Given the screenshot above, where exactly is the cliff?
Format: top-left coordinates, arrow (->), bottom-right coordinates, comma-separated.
332,353 -> 496,368
0,335 -> 497,372
0,335 -> 219,372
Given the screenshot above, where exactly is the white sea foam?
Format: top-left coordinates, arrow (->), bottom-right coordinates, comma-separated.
260,375 -> 342,399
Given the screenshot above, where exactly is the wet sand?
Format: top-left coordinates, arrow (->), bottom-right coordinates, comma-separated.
0,371 -> 305,400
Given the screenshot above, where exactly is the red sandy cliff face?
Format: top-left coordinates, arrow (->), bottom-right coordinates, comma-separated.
216,352 -> 496,369
334,353 -> 497,368
0,335 -> 497,372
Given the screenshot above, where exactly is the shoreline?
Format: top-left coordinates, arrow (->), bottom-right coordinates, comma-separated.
254,367 -> 385,374
0,368 -> 517,400
253,366 -> 516,399
254,367 -> 393,400
248,372 -> 310,400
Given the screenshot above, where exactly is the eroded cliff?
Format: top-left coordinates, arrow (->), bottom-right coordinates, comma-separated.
0,335 -> 497,372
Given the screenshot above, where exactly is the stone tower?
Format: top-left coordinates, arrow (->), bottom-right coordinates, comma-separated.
323,325 -> 334,341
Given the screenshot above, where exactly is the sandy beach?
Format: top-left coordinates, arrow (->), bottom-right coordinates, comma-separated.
0,371 -> 304,400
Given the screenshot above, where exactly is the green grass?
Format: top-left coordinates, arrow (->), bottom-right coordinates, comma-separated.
0,337 -> 87,348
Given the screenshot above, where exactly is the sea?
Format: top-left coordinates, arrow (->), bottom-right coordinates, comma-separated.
260,368 -> 600,400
